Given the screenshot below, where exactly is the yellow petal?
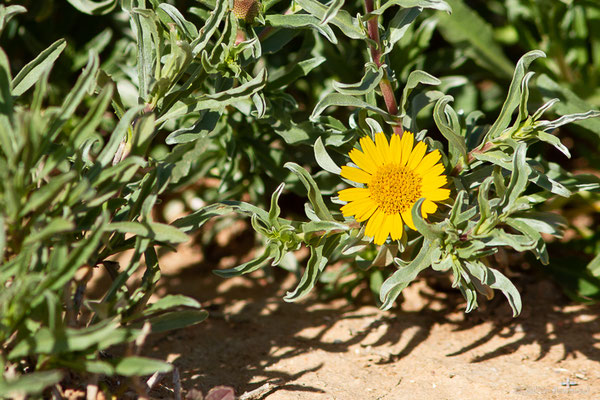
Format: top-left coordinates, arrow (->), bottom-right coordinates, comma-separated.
415,150 -> 442,175
419,163 -> 446,180
341,197 -> 373,217
365,209 -> 385,239
349,148 -> 377,175
338,187 -> 370,202
340,165 -> 371,184
422,175 -> 447,190
389,133 -> 402,164
400,131 -> 414,166
390,213 -> 404,241
356,201 -> 378,222
401,207 -> 416,230
375,132 -> 392,164
422,199 -> 438,216
360,135 -> 384,168
407,141 -> 427,170
423,187 -> 450,201
375,214 -> 392,245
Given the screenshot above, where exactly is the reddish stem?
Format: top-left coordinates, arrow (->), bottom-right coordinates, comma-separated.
364,0 -> 402,136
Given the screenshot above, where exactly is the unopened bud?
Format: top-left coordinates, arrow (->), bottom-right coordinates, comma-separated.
233,0 -> 260,23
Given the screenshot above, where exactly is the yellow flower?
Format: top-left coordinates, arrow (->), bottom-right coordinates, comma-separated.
338,132 -> 450,245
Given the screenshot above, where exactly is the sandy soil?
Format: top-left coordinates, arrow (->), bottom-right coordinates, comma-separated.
137,239 -> 600,400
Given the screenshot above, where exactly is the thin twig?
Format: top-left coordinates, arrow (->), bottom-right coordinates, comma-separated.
146,371 -> 167,393
364,0 -> 402,136
173,367 -> 182,400
238,380 -> 282,400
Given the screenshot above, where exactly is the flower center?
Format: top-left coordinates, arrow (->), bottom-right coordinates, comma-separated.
368,163 -> 422,215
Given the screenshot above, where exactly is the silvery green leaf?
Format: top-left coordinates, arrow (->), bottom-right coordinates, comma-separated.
505,218 -> 548,264
384,7 -> 421,54
284,235 -> 341,301
157,69 -> 267,123
268,183 -> 285,227
66,0 -> 116,15
0,5 -> 26,34
483,50 -> 545,141
510,212 -> 567,236
296,0 -> 365,39
314,136 -> 341,174
465,261 -> 522,316
433,95 -> 467,163
285,162 -> 335,221
97,105 -> 145,167
412,198 -> 444,241
535,110 -> 600,134
165,110 -> 220,145
158,3 -> 198,39
483,230 -> 536,252
536,74 -> 600,134
311,93 -> 394,123
301,220 -> 349,234
500,143 -> 530,213
191,0 -> 229,56
214,246 -> 276,277
379,239 -> 438,310
332,63 -> 383,95
108,221 -> 189,245
265,14 -> 337,44
531,98 -> 559,121
431,254 -> 453,271
400,70 -> 441,116
517,71 -> 535,123
11,39 -> 66,97
48,52 -> 100,140
368,0 -> 451,15
448,190 -> 467,225
533,131 -> 570,158
472,149 -> 512,170
492,166 -> 507,198
268,55 -> 326,90
528,167 -> 571,198
473,176 -> 494,235
321,0 -> 344,25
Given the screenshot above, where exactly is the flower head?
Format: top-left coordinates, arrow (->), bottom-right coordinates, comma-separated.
338,132 -> 450,245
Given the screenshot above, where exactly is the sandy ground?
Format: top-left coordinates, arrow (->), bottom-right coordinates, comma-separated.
136,239 -> 600,400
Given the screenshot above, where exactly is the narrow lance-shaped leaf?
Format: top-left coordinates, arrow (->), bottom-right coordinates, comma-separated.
380,239 -> 437,310
285,162 -> 334,221
332,63 -> 383,95
313,136 -> 341,174
265,14 -> 337,44
433,95 -> 467,163
367,0 -> 451,15
296,0 -> 365,40
482,50 -> 545,142
11,39 -> 66,96
311,93 -> 395,124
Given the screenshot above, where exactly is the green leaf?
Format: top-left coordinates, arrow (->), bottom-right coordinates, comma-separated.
66,0 -> 117,15
483,50 -> 545,141
384,7 -> 421,54
284,162 -> 334,221
436,0 -> 514,78
157,69 -> 267,123
412,199 -> 444,241
0,5 -> 27,35
332,63 -> 383,95
300,220 -> 349,234
296,0 -> 365,40
265,14 -> 337,44
268,183 -> 285,226
158,3 -> 198,39
166,110 -> 220,145
130,112 -> 155,156
536,74 -> 600,135
214,246 -> 275,278
146,309 -> 208,333
0,370 -> 63,397
464,261 -> 522,316
144,295 -> 202,315
369,0 -> 451,15
311,93 -> 394,123
400,70 -> 440,116
23,218 -> 74,246
191,0 -> 229,56
47,51 -> 100,140
108,221 -> 189,245
500,143 -> 530,213
314,136 -> 341,175
97,105 -> 144,167
380,239 -> 437,310
11,39 -> 66,96
433,95 -> 467,163
284,237 -> 335,302
268,55 -> 326,90
114,356 -> 173,376
19,171 -> 77,217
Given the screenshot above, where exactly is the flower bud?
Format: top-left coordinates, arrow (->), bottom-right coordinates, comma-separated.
233,0 -> 260,23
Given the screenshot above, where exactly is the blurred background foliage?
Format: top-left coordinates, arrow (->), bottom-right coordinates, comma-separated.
1,0 -> 600,396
